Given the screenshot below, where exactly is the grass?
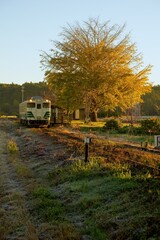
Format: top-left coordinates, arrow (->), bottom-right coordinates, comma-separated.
71,120 -> 105,133
31,187 -> 65,221
7,139 -> 19,153
44,157 -> 160,239
30,186 -> 81,239
0,186 -> 38,240
25,124 -> 160,240
2,121 -> 159,239
71,120 -> 105,128
6,138 -> 33,178
15,163 -> 33,178
0,208 -> 10,240
71,120 -> 156,146
115,133 -> 154,143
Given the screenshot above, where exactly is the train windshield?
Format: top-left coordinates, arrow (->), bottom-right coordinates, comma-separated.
27,103 -> 35,108
43,103 -> 50,108
37,104 -> 41,109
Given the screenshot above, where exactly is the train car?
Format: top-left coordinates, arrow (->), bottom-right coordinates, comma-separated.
50,105 -> 68,125
19,96 -> 51,127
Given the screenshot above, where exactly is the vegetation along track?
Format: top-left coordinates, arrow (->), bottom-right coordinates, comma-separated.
0,119 -> 70,239
42,126 -> 160,177
0,119 -> 160,239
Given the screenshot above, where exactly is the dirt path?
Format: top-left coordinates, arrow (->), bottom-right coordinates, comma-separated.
0,120 -> 34,239
0,119 -> 70,240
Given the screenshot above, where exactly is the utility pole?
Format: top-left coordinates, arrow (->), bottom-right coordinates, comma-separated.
21,85 -> 24,102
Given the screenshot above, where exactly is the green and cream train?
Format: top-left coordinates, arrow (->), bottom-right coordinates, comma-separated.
19,96 -> 51,127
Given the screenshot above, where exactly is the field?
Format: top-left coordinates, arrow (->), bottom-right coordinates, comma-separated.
71,120 -> 155,146
0,119 -> 160,240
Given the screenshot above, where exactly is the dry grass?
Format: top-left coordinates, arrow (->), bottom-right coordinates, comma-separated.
15,163 -> 33,178
7,139 -> 19,153
24,221 -> 39,240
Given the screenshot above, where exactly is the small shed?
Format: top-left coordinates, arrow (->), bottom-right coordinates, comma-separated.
73,108 -> 85,120
50,105 -> 67,124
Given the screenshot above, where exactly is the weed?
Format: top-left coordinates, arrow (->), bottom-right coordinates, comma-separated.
7,139 -> 19,153
72,157 -> 103,172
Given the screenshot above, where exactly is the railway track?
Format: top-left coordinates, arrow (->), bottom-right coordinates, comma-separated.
39,126 -> 160,176
1,118 -> 160,176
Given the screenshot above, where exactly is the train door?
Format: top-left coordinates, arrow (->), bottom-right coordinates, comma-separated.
36,103 -> 42,120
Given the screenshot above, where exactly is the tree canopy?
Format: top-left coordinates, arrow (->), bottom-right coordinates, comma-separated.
41,18 -> 152,121
141,85 -> 160,115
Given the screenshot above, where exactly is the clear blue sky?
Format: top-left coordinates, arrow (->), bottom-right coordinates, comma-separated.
0,0 -> 160,86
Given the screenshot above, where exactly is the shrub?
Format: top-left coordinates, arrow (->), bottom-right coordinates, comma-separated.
118,125 -> 130,134
132,126 -> 144,135
103,118 -> 121,131
140,118 -> 160,134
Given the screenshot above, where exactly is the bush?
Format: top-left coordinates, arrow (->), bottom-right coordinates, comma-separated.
132,126 -> 145,135
103,118 -> 121,131
118,125 -> 130,134
140,118 -> 160,134
118,125 -> 144,135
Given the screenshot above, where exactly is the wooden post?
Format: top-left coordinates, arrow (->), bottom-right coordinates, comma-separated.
84,137 -> 91,163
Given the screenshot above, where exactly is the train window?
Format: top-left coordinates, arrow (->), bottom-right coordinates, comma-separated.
43,103 -> 49,108
37,104 -> 41,109
27,103 -> 35,108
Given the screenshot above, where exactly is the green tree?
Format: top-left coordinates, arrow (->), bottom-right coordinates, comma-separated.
41,18 -> 152,121
141,85 -> 160,115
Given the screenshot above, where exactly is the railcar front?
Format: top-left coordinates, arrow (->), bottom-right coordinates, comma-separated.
19,96 -> 51,127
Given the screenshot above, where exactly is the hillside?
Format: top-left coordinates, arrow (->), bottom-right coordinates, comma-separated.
0,82 -> 50,115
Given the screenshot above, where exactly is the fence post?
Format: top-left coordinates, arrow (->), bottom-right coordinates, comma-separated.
84,137 -> 91,163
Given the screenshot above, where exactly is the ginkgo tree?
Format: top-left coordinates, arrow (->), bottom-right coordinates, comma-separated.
41,18 -> 152,121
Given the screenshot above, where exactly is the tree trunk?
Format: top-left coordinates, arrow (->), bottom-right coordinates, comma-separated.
90,111 -> 98,122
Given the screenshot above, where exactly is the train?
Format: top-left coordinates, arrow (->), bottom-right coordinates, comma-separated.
19,96 -> 68,127
19,96 -> 51,127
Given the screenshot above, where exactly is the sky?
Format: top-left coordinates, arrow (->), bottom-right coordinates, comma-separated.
0,0 -> 160,86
